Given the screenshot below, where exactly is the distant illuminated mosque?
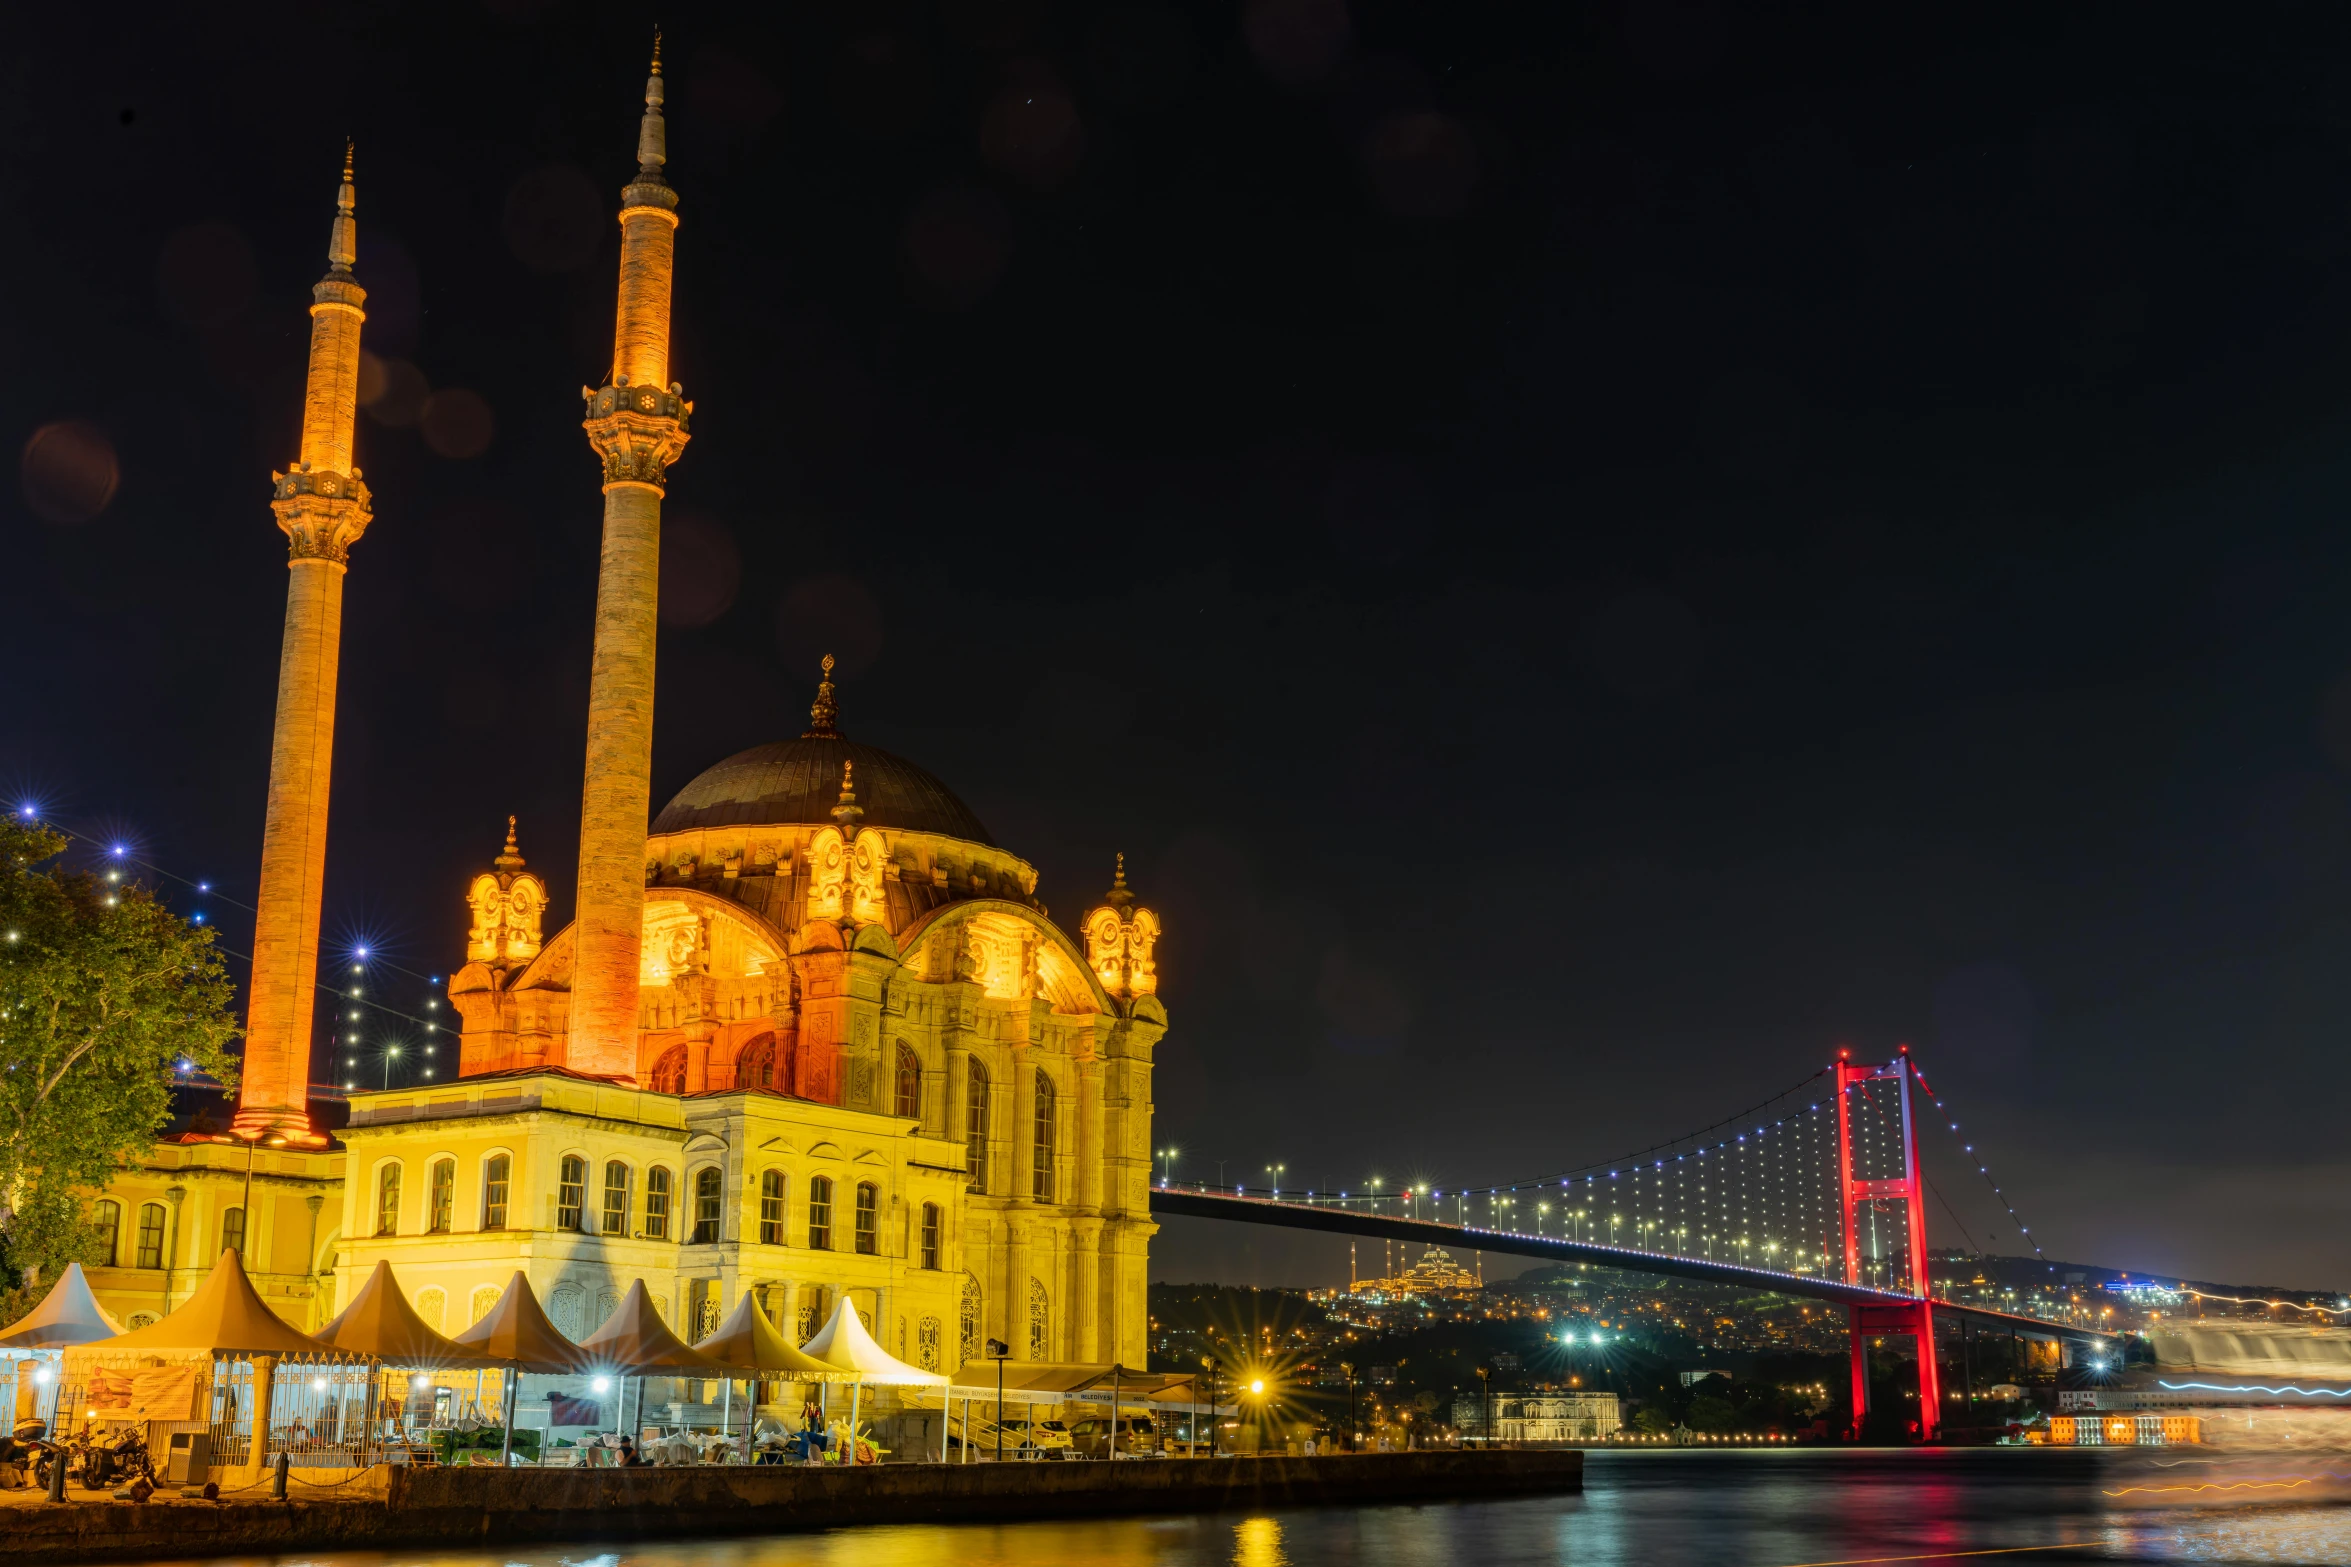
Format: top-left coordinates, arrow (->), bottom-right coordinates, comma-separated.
77,44 -> 1166,1385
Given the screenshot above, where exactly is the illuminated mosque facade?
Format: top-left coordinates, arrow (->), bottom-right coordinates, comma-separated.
79,46 -> 1165,1381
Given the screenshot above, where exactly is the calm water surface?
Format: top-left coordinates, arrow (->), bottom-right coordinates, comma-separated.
162,1450 -> 2351,1567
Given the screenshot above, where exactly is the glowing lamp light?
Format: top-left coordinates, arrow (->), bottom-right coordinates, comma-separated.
592,1376 -> 613,1393
32,1368 -> 52,1385
311,1377 -> 329,1393
355,946 -> 369,958
411,1374 -> 430,1389
1249,1379 -> 1265,1396
110,844 -> 125,858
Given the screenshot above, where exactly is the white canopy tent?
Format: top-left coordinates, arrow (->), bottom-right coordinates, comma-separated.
0,1263 -> 122,1351
799,1297 -> 948,1461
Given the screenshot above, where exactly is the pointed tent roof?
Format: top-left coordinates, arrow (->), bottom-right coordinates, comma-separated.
96,1250 -> 328,1357
800,1295 -> 947,1386
0,1263 -> 122,1350
579,1279 -> 722,1374
313,1262 -> 498,1369
692,1290 -> 852,1381
448,1272 -> 599,1373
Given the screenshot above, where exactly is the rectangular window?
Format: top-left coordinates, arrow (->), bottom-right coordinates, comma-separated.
375,1164 -> 402,1237
91,1200 -> 119,1267
135,1204 -> 166,1270
691,1167 -> 723,1244
644,1167 -> 672,1240
482,1155 -> 511,1230
966,1064 -> 990,1194
557,1156 -> 587,1231
219,1206 -> 245,1257
602,1161 -> 631,1236
759,1171 -> 786,1246
920,1202 -> 941,1270
429,1161 -> 454,1234
854,1183 -> 878,1255
808,1175 -> 833,1251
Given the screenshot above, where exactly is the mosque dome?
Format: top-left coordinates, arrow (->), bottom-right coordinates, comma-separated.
648,659 -> 995,845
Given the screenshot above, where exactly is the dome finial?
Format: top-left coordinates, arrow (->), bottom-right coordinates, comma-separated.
803,653 -> 841,738
831,760 -> 864,832
1105,851 -> 1134,910
493,814 -> 526,876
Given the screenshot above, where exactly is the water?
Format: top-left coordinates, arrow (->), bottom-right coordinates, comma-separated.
155,1450 -> 2351,1567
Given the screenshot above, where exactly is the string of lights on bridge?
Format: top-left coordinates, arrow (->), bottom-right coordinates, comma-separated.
1167,1049 -> 2055,1293
14,805 -> 450,1091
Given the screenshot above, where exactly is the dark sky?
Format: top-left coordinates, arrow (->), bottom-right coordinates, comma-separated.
10,0 -> 2351,1292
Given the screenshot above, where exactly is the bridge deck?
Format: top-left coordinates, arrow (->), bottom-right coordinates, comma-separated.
1150,1188 -> 2110,1344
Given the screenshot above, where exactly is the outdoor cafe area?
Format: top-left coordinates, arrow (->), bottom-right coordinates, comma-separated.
1,1251 -> 1229,1489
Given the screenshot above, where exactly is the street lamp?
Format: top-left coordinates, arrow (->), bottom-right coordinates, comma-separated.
1266,1164 -> 1285,1198
988,1338 -> 1010,1462
1341,1361 -> 1357,1453
1475,1365 -> 1492,1448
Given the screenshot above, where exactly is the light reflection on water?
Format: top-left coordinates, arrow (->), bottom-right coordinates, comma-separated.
141,1451 -> 2351,1567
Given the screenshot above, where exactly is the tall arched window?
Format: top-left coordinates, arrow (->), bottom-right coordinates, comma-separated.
428,1159 -> 455,1233
893,1043 -> 921,1120
692,1166 -> 724,1243
966,1058 -> 991,1194
481,1155 -> 511,1230
90,1200 -> 119,1267
735,1032 -> 777,1091
649,1045 -> 688,1095
644,1167 -> 673,1240
134,1203 -> 166,1270
415,1287 -> 446,1332
219,1205 -> 245,1257
1032,1069 -> 1057,1201
959,1275 -> 982,1364
600,1161 -> 631,1235
808,1175 -> 834,1251
920,1202 -> 941,1270
375,1163 -> 402,1236
557,1156 -> 588,1231
1028,1278 -> 1049,1360
853,1182 -> 878,1255
759,1171 -> 786,1245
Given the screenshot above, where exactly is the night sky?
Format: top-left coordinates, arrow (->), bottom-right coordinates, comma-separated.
10,1 -> 2351,1292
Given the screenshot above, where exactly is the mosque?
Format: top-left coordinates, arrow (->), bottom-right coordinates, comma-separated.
77,46 -> 1164,1383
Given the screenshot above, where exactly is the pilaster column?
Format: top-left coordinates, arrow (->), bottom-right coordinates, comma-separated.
1011,1053 -> 1037,1204
1076,1057 -> 1104,1213
1005,1218 -> 1032,1358
1072,1217 -> 1103,1362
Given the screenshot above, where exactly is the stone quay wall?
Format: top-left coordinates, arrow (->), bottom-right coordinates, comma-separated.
0,1450 -> 1583,1563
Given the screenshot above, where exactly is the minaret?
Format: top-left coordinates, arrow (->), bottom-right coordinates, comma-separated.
235,146 -> 370,1143
573,37 -> 692,1082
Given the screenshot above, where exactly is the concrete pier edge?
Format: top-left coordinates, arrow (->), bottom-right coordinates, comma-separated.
0,1451 -> 1583,1563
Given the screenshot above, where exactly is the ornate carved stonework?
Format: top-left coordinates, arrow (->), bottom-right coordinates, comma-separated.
466,818 -> 547,970
270,465 -> 372,562
582,378 -> 692,490
1083,855 -> 1160,1001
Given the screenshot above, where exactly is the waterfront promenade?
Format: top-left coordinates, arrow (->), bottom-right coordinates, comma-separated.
0,1451 -> 1581,1563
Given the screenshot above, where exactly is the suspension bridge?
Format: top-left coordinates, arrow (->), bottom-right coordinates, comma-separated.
1151,1047 -> 2110,1441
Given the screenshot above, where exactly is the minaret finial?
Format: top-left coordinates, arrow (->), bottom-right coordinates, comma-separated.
1105,852 -> 1134,910
831,760 -> 864,832
327,141 -> 357,275
635,27 -> 668,182
803,653 -> 841,738
494,815 -> 526,876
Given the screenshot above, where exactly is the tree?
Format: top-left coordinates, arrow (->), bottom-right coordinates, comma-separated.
0,820 -> 238,1290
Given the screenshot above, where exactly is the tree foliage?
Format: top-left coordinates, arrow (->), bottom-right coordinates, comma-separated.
0,820 -> 239,1284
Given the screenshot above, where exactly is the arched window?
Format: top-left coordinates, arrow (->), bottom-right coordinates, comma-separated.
894,1043 -> 921,1120
918,1315 -> 942,1371
557,1156 -> 588,1231
759,1171 -> 786,1246
375,1162 -> 402,1236
90,1200 -> 119,1267
735,1032 -> 777,1091
692,1167 -> 724,1244
643,1167 -> 672,1239
135,1203 -> 166,1270
807,1175 -> 834,1251
481,1155 -> 511,1230
648,1045 -> 689,1094
965,1058 -> 991,1194
1028,1278 -> 1049,1360
219,1205 -> 245,1257
959,1275 -> 982,1364
415,1287 -> 446,1332
470,1285 -> 501,1324
920,1202 -> 941,1270
853,1182 -> 878,1255
1032,1069 -> 1057,1201
601,1161 -> 632,1236
428,1159 -> 455,1233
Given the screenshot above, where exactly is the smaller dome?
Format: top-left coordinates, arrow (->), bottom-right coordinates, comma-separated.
650,659 -> 994,844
